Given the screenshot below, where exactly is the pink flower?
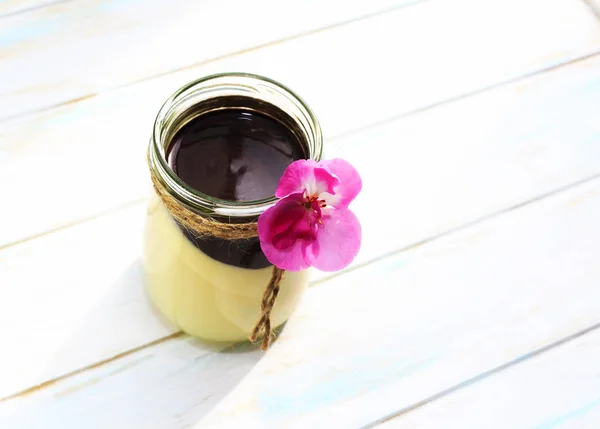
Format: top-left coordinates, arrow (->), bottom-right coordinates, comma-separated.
258,159 -> 362,272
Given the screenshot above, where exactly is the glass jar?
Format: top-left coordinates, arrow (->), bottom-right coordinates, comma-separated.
143,73 -> 323,343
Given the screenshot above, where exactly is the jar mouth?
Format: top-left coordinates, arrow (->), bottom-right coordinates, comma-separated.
149,72 -> 323,219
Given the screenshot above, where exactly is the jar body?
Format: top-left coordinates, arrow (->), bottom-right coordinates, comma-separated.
143,73 -> 322,343
143,194 -> 309,342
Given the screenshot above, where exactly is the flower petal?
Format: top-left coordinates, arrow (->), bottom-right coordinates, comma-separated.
275,159 -> 316,198
275,159 -> 340,199
269,196 -> 308,238
318,159 -> 362,208
261,238 -> 311,272
310,166 -> 340,197
272,213 -> 316,250
258,192 -> 314,271
304,208 -> 361,272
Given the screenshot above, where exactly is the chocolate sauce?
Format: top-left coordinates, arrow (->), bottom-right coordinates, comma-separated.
167,107 -> 306,269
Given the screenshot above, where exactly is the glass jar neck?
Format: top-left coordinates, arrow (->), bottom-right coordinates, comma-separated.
148,73 -> 323,221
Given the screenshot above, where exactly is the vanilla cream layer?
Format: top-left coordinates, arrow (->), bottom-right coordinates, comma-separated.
142,196 -> 309,342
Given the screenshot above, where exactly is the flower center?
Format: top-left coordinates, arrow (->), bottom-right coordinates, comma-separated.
303,194 -> 326,213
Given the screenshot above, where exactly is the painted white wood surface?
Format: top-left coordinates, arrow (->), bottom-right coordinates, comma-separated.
2,0 -> 599,250
0,204 -> 178,400
2,0 -> 600,427
0,0 -> 61,17
0,336 -> 262,428
376,327 -> 600,429
191,177 -> 600,429
3,172 -> 600,429
0,0 -> 418,120
3,52 -> 600,401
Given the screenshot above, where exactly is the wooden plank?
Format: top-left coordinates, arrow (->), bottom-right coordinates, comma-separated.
2,0 -> 598,123
3,171 -> 600,429
0,0 -> 417,120
375,327 -> 600,429
326,53 -> 600,272
1,0 -> 599,249
0,204 -> 177,399
190,177 -> 600,429
2,50 -> 600,400
0,336 -> 262,429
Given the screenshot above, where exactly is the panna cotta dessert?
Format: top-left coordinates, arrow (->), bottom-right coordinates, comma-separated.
143,74 -> 322,342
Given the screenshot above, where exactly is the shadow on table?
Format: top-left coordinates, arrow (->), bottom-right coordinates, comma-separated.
13,260 -> 264,429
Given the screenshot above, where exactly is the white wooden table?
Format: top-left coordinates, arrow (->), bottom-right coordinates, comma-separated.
2,0 -> 600,427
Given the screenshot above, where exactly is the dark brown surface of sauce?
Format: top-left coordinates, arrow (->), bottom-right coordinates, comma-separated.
167,108 -> 305,269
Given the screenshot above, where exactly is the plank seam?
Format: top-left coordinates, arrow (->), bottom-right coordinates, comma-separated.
0,197 -> 145,252
0,0 -> 431,123
360,321 -> 600,428
0,332 -> 185,402
330,50 -> 600,142
0,0 -> 75,19
313,171 -> 600,287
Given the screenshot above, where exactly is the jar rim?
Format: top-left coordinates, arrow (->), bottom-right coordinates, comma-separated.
149,72 -> 323,219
